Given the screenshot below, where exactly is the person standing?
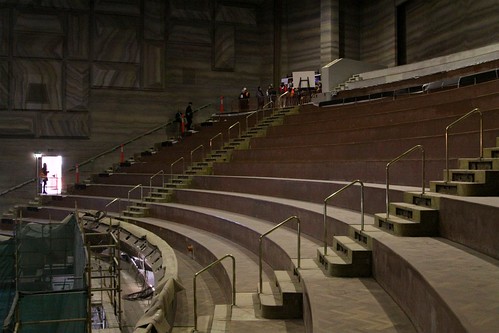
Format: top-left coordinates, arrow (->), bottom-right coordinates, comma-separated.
239,87 -> 250,111
256,86 -> 265,109
185,102 -> 193,131
41,163 -> 49,194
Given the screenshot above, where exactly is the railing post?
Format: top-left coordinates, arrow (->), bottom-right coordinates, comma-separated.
323,180 -> 364,255
385,145 -> 425,218
193,254 -> 236,332
259,216 -> 300,293
445,108 -> 482,183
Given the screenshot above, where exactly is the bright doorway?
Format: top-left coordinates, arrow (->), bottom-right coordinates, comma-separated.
41,155 -> 63,195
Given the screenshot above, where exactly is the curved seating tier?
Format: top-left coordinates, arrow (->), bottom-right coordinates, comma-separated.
17,74 -> 499,332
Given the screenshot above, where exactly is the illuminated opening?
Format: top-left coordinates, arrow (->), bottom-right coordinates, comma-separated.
41,155 -> 63,195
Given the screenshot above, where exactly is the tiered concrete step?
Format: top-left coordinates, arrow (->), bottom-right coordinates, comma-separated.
123,202 -> 150,218
258,270 -> 303,319
144,188 -> 172,203
374,199 -> 439,237
317,235 -> 371,277
430,155 -> 499,196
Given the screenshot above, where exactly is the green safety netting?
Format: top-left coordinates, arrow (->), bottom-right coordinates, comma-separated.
2,213 -> 88,333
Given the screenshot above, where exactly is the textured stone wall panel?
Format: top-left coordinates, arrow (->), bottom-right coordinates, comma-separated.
143,42 -> 164,89
213,25 -> 235,71
12,59 -> 62,110
0,9 -> 8,56
38,111 -> 90,137
360,0 -> 396,67
67,13 -> 89,59
92,63 -> 139,88
66,61 -> 89,110
0,112 -> 36,137
40,0 -> 89,10
0,61 -> 8,110
405,0 -> 499,63
94,14 -> 140,63
168,23 -> 211,45
169,0 -> 211,21
144,0 -> 164,40
216,5 -> 256,25
94,0 -> 140,16
14,32 -> 64,58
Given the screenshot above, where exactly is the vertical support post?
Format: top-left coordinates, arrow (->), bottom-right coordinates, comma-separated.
120,144 -> 124,163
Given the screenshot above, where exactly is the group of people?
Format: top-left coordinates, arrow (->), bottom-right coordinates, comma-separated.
239,82 -> 321,110
175,102 -> 194,138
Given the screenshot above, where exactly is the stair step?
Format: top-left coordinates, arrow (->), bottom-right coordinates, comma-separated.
484,147 -> 499,158
430,180 -> 498,196
258,270 -> 303,319
389,202 -> 439,223
458,157 -> 499,170
374,212 -> 438,237
317,246 -> 371,277
403,192 -> 440,209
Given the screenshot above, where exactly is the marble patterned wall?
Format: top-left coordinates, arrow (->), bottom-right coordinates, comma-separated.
404,0 -> 499,63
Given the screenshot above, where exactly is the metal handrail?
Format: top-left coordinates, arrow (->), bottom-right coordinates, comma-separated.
277,91 -> 289,108
149,170 -> 164,189
209,132 -> 224,151
105,197 -> 121,218
259,216 -> 301,293
127,184 -> 143,208
246,111 -> 258,131
228,122 -> 240,141
190,145 -> 204,164
170,157 -> 184,177
193,254 -> 236,332
386,145 -> 425,218
322,180 -> 364,255
445,108 -> 482,183
67,103 -> 212,172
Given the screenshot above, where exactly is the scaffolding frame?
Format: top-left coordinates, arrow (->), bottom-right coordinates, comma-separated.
80,213 -> 122,332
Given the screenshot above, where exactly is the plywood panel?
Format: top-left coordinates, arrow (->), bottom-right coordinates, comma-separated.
14,32 -> 64,58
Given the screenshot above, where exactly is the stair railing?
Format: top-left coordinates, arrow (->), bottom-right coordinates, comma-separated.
386,145 -> 425,218
445,108 -> 482,183
190,145 -> 204,164
322,180 -> 364,255
246,111 -> 258,131
149,170 -> 164,190
105,197 -> 121,218
209,132 -> 224,152
228,122 -> 241,141
193,254 -> 236,332
170,157 -> 184,178
127,184 -> 143,210
259,216 -> 301,293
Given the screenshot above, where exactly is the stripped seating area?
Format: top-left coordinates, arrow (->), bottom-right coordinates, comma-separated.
12,59 -> 499,333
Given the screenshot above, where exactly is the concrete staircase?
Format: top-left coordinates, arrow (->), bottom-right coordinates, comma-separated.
257,270 -> 303,319
123,107 -> 299,220
374,192 -> 440,237
317,232 -> 372,277
430,136 -> 499,196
